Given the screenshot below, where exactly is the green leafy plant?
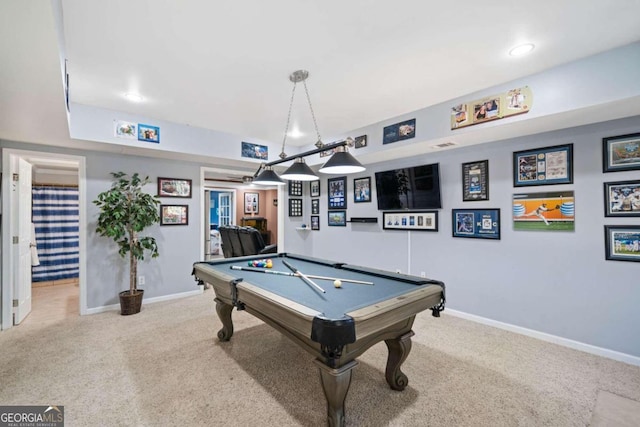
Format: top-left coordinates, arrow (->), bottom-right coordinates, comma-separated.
93,172 -> 160,295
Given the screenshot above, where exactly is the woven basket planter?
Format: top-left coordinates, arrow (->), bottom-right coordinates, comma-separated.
119,289 -> 144,315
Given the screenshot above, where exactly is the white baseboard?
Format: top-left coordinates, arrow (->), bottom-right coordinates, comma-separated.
445,308 -> 640,367
85,288 -> 203,315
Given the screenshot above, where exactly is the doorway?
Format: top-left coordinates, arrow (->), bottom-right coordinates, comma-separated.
1,148 -> 87,330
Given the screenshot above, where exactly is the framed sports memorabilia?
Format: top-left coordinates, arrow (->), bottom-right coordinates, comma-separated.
328,176 -> 347,209
462,160 -> 489,201
452,209 -> 500,239
311,215 -> 320,230
288,180 -> 303,196
353,177 -> 371,203
604,225 -> 640,262
328,210 -> 346,226
604,180 -> 640,217
513,144 -> 573,187
288,198 -> 303,217
512,191 -> 575,232
311,198 -> 320,215
382,211 -> 438,231
310,180 -> 320,197
602,132 -> 640,173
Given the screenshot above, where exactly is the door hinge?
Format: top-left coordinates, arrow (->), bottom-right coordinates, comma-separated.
13,236 -> 19,244
13,299 -> 18,307
12,173 -> 19,182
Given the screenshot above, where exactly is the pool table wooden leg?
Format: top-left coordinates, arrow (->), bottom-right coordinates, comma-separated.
384,330 -> 415,391
314,359 -> 358,427
214,298 -> 234,341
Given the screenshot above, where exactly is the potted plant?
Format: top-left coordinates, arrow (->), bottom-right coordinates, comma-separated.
93,172 -> 160,315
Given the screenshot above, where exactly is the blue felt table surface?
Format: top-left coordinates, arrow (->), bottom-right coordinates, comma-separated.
201,254 -> 431,318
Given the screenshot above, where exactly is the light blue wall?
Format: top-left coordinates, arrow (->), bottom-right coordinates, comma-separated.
284,115 -> 640,358
1,139 -> 203,309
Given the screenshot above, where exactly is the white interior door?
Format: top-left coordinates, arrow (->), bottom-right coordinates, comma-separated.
204,190 -> 212,260
14,158 -> 33,324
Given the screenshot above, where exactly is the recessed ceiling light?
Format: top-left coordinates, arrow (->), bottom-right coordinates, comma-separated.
509,43 -> 535,57
124,92 -> 144,102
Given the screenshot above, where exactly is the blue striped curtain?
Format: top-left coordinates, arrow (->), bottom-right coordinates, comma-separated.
31,186 -> 80,282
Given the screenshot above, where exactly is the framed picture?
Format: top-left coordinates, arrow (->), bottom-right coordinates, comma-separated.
462,160 -> 489,201
383,119 -> 416,144
452,209 -> 500,239
114,120 -> 137,139
311,198 -> 320,215
604,180 -> 640,217
328,210 -> 346,226
604,225 -> 640,262
138,124 -> 160,143
310,180 -> 320,197
382,211 -> 438,231
328,176 -> 347,209
354,135 -> 367,148
289,198 -> 302,217
472,98 -> 500,123
288,180 -> 303,196
244,192 -> 259,214
353,177 -> 371,203
160,204 -> 188,226
311,215 -> 320,230
513,143 -> 573,187
602,132 -> 640,173
158,177 -> 192,198
512,191 -> 575,231
241,141 -> 268,160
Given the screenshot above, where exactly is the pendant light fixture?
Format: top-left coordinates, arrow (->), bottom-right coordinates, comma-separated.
253,70 -> 365,185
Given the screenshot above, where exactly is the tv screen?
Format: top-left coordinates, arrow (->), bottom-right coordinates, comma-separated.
375,163 -> 442,210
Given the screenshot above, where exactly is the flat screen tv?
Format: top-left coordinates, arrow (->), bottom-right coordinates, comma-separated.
375,163 -> 442,210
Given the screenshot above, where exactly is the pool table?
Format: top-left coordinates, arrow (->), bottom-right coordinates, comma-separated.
192,253 -> 445,427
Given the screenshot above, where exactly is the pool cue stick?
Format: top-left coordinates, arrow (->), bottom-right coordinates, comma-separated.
230,266 -> 373,285
282,260 -> 326,293
304,274 -> 373,285
230,265 -> 294,276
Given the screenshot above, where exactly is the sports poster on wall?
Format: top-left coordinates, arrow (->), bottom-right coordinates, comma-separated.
512,191 -> 575,232
451,86 -> 533,130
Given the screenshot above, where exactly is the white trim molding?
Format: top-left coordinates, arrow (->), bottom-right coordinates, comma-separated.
85,289 -> 203,315
445,308 -> 640,367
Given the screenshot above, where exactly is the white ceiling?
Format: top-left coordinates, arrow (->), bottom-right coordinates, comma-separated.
1,0 -> 640,166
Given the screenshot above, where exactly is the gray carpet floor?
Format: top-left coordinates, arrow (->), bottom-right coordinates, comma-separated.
1,291 -> 639,426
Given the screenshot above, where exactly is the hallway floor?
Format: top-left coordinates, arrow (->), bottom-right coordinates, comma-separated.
23,281 -> 79,326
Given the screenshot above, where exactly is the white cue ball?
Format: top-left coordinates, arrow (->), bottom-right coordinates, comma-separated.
334,280 -> 342,288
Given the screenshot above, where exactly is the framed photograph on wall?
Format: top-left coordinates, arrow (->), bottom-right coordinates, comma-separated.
604,225 -> 640,262
602,132 -> 640,173
244,192 -> 259,214
604,180 -> 640,217
328,176 -> 347,209
160,204 -> 188,226
138,124 -> 160,143
328,210 -> 346,226
158,177 -> 192,198
353,177 -> 371,203
383,119 -> 416,144
512,191 -> 575,231
462,160 -> 489,201
513,144 -> 573,187
288,198 -> 302,217
288,180 -> 303,196
311,215 -> 320,230
452,208 -> 500,239
311,198 -> 320,215
310,180 -> 320,197
354,135 -> 367,148
382,211 -> 438,231
241,141 -> 268,160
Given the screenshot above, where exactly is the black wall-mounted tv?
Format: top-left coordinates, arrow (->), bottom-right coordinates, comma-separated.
375,163 -> 442,210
